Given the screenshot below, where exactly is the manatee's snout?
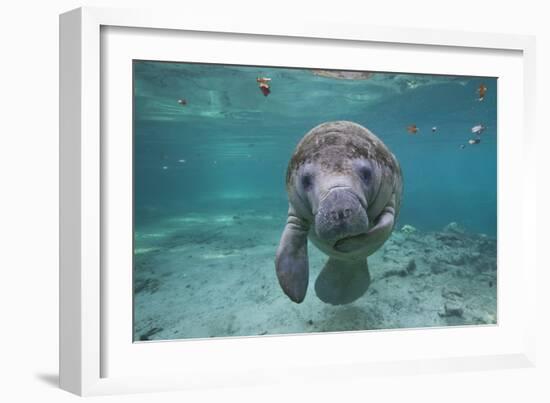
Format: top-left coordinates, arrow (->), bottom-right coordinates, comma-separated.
315,188 -> 369,244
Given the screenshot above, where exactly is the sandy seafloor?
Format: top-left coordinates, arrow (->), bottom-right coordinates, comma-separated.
134,199 -> 497,342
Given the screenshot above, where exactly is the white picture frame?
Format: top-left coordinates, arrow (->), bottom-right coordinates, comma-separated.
59,6 -> 537,396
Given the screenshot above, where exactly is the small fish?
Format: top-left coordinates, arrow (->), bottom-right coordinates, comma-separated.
431,126 -> 437,133
478,84 -> 487,101
177,99 -> 187,106
178,159 -> 186,163
257,77 -> 272,97
468,138 -> 481,145
471,124 -> 486,135
162,165 -> 169,170
460,144 -> 466,149
406,125 -> 419,134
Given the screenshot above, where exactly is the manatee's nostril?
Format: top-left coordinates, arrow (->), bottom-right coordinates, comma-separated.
344,208 -> 351,218
338,210 -> 344,220
331,211 -> 338,220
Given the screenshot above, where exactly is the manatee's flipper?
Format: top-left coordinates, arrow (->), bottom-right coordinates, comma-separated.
363,196 -> 396,255
275,209 -> 310,303
314,257 -> 370,305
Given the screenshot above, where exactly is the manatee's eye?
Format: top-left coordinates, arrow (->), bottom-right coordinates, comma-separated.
301,173 -> 313,190
359,166 -> 372,183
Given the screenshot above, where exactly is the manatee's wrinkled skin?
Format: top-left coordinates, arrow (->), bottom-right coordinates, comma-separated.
275,121 -> 403,305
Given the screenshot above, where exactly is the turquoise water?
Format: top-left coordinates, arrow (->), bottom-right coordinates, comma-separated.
133,61 -> 497,341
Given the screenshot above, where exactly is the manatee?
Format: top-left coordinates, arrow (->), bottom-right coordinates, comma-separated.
275,121 -> 403,305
